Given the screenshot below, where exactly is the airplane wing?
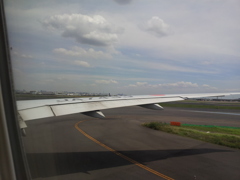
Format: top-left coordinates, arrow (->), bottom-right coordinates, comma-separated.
17,92 -> 240,131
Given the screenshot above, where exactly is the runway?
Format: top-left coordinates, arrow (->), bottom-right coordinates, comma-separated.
22,106 -> 240,180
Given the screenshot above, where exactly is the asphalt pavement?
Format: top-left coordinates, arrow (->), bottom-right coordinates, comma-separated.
22,106 -> 240,180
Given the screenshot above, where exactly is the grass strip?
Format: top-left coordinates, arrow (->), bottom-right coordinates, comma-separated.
181,124 -> 240,136
143,122 -> 240,149
182,124 -> 240,129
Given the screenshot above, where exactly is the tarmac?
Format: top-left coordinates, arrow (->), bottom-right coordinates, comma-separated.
22,106 -> 240,180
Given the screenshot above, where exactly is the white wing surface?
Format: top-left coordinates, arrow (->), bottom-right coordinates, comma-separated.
17,92 -> 239,123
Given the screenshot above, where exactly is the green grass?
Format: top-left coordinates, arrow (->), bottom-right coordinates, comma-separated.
143,122 -> 240,149
181,124 -> 240,136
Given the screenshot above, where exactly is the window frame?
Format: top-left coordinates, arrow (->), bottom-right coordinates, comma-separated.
0,1 -> 31,179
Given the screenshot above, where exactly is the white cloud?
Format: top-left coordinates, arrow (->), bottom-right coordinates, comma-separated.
113,0 -> 133,5
11,51 -> 33,59
129,81 -> 199,88
42,13 -> 123,46
202,84 -> 217,90
136,82 -> 148,86
95,79 -> 118,84
128,82 -> 148,88
145,16 -> 171,37
74,60 -> 90,67
159,81 -> 199,88
141,61 -> 216,74
125,81 -> 221,94
53,47 -> 112,59
129,84 -> 137,87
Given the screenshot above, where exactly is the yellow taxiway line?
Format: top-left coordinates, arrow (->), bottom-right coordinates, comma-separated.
75,120 -> 174,180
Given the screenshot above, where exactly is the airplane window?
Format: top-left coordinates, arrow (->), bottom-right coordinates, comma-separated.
1,0 -> 240,180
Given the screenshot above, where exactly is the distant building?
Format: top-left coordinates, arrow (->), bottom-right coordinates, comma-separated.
30,91 -> 37,94
41,91 -> 55,95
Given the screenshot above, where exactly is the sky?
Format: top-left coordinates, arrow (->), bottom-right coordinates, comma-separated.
4,0 -> 240,95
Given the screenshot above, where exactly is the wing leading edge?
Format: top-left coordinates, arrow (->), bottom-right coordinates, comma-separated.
18,96 -> 183,121
17,92 -> 240,124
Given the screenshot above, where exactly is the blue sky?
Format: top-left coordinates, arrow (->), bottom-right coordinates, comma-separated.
4,0 -> 240,95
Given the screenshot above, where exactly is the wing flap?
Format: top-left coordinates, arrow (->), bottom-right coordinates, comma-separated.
19,106 -> 55,121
